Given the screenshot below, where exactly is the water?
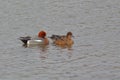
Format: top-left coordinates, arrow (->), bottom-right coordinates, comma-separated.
0,0 -> 120,80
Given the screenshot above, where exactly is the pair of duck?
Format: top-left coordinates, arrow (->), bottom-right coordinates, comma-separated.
19,31 -> 74,47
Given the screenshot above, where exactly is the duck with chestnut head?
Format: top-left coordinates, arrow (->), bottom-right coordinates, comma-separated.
19,31 -> 49,46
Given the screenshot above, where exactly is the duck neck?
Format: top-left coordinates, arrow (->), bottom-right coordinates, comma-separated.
67,35 -> 72,40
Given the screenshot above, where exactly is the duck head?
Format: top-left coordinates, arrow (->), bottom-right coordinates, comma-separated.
38,31 -> 46,38
66,32 -> 73,39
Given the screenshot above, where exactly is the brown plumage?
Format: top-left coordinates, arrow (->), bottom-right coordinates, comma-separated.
50,32 -> 74,46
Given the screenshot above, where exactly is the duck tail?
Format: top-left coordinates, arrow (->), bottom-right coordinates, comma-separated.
19,36 -> 31,44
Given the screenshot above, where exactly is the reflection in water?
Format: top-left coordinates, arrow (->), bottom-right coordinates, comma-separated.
22,43 -> 48,50
27,44 -> 49,50
22,43 -> 74,60
38,45 -> 49,52
22,43 -> 49,59
39,45 -> 49,60
64,49 -> 73,59
53,43 -> 74,50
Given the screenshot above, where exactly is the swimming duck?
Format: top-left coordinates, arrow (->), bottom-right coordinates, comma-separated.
19,31 -> 49,46
50,32 -> 74,45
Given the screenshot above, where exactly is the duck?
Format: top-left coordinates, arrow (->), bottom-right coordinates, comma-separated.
19,31 -> 49,46
50,32 -> 74,46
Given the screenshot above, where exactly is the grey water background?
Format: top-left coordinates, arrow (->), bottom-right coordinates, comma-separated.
0,0 -> 120,80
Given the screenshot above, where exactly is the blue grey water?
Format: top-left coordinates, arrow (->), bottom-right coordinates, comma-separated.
0,0 -> 120,80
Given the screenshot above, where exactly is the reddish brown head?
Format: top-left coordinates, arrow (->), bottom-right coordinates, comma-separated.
66,32 -> 74,39
67,32 -> 73,36
38,31 -> 46,38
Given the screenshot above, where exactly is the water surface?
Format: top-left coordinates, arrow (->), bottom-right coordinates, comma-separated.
0,0 -> 120,80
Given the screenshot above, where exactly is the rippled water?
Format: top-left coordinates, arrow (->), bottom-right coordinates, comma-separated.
0,0 -> 120,80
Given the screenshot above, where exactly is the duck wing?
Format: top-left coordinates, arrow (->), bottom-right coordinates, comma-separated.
49,35 -> 62,40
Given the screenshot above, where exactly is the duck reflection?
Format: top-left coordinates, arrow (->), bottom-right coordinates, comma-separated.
22,43 -> 48,50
